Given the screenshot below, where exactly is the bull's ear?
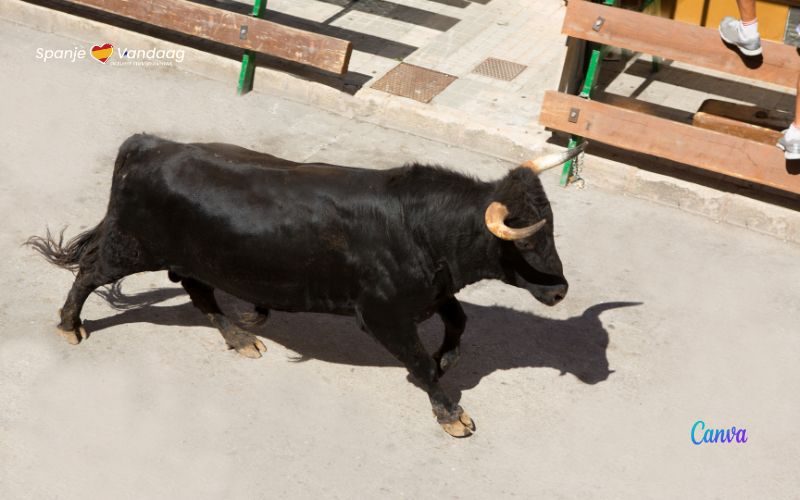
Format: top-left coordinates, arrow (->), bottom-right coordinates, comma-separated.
521,142 -> 587,175
484,202 -> 546,240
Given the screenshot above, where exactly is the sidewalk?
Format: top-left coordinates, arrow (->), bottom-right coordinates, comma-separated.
2,0 -> 799,242
232,0 -> 567,161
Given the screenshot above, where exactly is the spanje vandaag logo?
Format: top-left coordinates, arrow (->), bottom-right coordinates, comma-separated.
90,43 -> 113,63
691,420 -> 748,445
35,42 -> 184,66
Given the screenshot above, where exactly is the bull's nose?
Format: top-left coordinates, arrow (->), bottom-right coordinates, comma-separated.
524,278 -> 568,306
546,284 -> 568,305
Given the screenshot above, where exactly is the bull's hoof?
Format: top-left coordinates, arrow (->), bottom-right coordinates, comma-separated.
439,408 -> 476,438
56,325 -> 87,345
225,332 -> 267,359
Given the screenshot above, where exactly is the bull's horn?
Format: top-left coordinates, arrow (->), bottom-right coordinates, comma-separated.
521,141 -> 588,175
484,201 -> 546,240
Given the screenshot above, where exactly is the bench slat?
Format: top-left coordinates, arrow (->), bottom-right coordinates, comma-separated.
697,99 -> 792,131
563,0 -> 800,89
539,91 -> 800,195
693,112 -> 782,145
65,0 -> 352,74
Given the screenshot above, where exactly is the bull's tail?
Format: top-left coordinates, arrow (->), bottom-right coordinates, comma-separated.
26,223 -> 104,273
25,135 -> 155,274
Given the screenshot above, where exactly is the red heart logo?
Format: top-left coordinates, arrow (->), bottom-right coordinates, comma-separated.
91,43 -> 114,63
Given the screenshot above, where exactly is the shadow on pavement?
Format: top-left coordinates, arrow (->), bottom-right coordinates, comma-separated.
85,282 -> 640,402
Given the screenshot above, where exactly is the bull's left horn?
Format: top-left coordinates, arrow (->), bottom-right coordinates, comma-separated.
521,141 -> 588,175
484,202 -> 546,240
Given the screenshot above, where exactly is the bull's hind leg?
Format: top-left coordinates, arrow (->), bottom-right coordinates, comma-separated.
180,278 -> 266,359
239,305 -> 270,328
57,263 -> 138,344
36,221 -> 159,344
58,265 -> 150,344
57,272 -> 104,344
358,304 -> 475,437
433,297 -> 466,376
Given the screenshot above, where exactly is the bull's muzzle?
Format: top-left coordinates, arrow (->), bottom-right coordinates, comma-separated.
525,280 -> 568,306
538,283 -> 568,306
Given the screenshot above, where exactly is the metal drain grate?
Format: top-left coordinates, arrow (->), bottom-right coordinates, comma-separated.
371,63 -> 457,103
471,57 -> 527,81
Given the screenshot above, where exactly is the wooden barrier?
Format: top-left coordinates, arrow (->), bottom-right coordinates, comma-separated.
62,0 -> 352,75
562,0 -> 800,89
542,0 -> 800,196
540,91 -> 800,194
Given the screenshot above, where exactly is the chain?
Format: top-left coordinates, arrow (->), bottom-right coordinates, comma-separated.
571,146 -> 586,189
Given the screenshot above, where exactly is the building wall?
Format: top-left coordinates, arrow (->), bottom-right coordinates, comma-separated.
673,0 -> 790,41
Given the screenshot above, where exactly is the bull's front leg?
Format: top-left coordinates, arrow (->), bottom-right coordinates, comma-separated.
433,296 -> 466,376
357,301 -> 475,437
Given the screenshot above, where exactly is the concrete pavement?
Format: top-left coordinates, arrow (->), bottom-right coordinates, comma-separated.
1,16 -> 800,500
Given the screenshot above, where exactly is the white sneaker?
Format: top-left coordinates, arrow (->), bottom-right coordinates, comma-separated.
777,129 -> 800,160
719,16 -> 762,56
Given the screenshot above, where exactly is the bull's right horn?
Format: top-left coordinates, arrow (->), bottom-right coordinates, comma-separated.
521,141 -> 588,175
484,202 -> 546,240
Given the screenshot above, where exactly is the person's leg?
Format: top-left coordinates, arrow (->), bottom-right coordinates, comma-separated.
795,75 -> 799,128
720,0 -> 762,56
778,75 -> 800,159
737,0 -> 759,39
736,0 -> 757,23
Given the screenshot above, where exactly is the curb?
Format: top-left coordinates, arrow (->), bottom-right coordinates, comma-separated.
3,0 -> 798,245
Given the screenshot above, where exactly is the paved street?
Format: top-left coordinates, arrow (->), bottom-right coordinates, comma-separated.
1,19 -> 799,499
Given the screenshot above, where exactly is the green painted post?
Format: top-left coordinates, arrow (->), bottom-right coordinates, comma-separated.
561,136 -> 580,186
579,47 -> 603,99
560,45 -> 603,186
237,0 -> 267,95
560,0 -> 617,187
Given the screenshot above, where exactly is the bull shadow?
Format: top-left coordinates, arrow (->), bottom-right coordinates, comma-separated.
84,283 -> 640,401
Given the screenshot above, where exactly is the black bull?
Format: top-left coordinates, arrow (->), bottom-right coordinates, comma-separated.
28,134 -> 585,437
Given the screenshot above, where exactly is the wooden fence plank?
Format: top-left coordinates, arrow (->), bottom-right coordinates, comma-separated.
693,100 -> 787,145
693,112 -> 782,145
697,99 -> 792,131
563,0 -> 800,89
65,0 -> 352,74
539,91 -> 800,195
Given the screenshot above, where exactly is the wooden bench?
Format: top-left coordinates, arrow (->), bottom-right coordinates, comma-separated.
540,0 -> 800,196
59,0 -> 352,80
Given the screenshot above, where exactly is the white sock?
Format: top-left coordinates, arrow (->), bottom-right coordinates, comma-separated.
785,123 -> 800,141
739,19 -> 759,40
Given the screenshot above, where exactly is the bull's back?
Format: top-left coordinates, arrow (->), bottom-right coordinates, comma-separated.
108,136 -> 405,311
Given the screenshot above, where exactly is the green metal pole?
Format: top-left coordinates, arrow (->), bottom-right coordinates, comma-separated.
237,0 -> 266,95
560,44 -> 603,186
579,47 -> 603,99
560,0 -> 617,187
